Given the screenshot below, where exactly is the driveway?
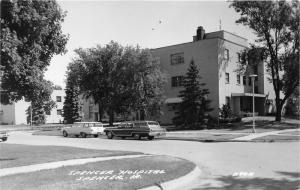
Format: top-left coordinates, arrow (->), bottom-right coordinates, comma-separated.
4,131 -> 300,189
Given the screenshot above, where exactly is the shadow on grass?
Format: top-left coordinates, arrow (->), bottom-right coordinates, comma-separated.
193,171 -> 300,190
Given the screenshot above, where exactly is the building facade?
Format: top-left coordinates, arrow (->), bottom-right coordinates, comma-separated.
151,26 -> 276,125
0,89 -> 65,125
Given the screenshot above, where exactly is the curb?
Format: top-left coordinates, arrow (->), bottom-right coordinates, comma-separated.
139,166 -> 201,190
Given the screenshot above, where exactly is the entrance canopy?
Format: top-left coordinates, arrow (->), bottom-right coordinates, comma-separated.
164,97 -> 182,104
231,93 -> 266,98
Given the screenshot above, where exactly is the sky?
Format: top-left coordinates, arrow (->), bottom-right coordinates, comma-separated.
45,0 -> 257,88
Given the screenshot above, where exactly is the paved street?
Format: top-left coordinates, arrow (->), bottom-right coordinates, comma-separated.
4,131 -> 300,189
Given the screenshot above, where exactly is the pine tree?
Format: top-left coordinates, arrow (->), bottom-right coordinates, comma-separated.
63,78 -> 81,124
173,60 -> 212,129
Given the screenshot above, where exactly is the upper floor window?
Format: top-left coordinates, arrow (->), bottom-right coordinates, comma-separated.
170,52 -> 184,65
248,77 -> 252,86
171,76 -> 185,87
56,96 -> 62,102
225,73 -> 230,84
225,49 -> 229,60
237,52 -> 241,62
243,76 -> 246,85
237,74 -> 241,85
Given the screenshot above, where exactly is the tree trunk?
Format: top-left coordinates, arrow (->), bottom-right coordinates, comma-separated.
109,108 -> 114,126
98,106 -> 103,122
275,97 -> 282,122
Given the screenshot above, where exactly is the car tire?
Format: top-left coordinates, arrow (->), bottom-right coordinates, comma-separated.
148,136 -> 154,140
2,137 -> 7,141
94,134 -> 98,138
121,136 -> 126,139
80,132 -> 87,138
63,131 -> 68,137
107,131 -> 113,139
133,134 -> 141,140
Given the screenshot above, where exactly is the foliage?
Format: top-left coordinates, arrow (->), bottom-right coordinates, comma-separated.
0,0 -> 68,104
63,73 -> 81,124
26,81 -> 56,125
230,0 -> 300,121
68,41 -> 166,125
219,104 -> 232,119
173,60 -> 212,129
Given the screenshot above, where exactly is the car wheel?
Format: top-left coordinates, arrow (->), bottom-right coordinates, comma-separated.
121,136 -> 126,139
148,136 -> 154,140
94,134 -> 98,138
107,132 -> 113,139
2,137 -> 7,141
63,131 -> 68,137
80,132 -> 87,138
133,134 -> 141,140
75,135 -> 79,138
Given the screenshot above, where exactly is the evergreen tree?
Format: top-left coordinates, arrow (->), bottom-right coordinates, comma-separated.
173,60 -> 212,129
63,76 -> 81,124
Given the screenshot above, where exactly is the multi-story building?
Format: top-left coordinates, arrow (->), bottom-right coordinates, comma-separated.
151,26 -> 275,125
0,89 -> 65,125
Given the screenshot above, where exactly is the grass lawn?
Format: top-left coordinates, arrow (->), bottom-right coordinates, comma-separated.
0,155 -> 195,190
253,135 -> 300,142
0,144 -> 141,169
32,129 -> 62,136
279,131 -> 300,135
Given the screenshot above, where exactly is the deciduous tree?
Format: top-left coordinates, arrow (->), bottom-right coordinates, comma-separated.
1,0 -> 68,104
230,0 -> 299,121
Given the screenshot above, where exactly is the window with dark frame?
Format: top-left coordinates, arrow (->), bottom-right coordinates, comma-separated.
243,76 -> 246,85
225,73 -> 230,84
56,96 -> 61,102
237,52 -> 241,62
225,49 -> 229,60
170,52 -> 184,65
248,77 -> 252,86
225,96 -> 230,106
237,74 -> 240,85
171,76 -> 185,87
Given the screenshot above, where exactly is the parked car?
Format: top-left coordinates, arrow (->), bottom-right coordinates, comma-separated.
104,121 -> 166,140
61,122 -> 105,138
0,131 -> 8,141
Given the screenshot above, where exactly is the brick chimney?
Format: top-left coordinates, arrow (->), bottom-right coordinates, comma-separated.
193,26 -> 205,41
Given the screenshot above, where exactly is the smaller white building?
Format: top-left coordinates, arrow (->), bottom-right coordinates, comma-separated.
0,89 -> 65,125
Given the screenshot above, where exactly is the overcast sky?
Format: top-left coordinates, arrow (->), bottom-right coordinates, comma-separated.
45,0 -> 256,88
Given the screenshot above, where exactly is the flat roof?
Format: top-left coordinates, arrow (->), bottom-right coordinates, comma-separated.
151,30 -> 248,50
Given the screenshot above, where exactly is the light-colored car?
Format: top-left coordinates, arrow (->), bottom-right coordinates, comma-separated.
0,131 -> 8,141
62,122 -> 105,138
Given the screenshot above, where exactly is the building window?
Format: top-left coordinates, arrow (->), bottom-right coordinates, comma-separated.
237,74 -> 240,85
243,76 -> 246,85
225,73 -> 230,84
56,96 -> 62,102
170,52 -> 184,65
171,76 -> 185,87
225,49 -> 229,60
248,77 -> 252,86
57,109 -> 62,115
237,52 -> 241,62
225,96 -> 230,106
